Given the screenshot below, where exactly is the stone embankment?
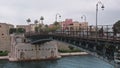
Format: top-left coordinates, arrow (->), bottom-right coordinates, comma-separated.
0,56 -> 8,59
0,52 -> 88,60
60,52 -> 88,56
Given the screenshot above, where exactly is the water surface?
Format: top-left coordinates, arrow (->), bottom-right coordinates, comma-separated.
0,55 -> 114,68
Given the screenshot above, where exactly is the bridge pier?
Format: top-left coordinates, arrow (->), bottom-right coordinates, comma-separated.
78,42 -> 82,46
93,45 -> 96,52
85,44 -> 88,49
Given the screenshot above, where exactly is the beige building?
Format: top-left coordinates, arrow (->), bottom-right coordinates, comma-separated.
9,34 -> 61,61
67,21 -> 88,31
0,23 -> 14,51
16,24 -> 43,32
16,25 -> 30,32
80,22 -> 88,30
60,19 -> 88,31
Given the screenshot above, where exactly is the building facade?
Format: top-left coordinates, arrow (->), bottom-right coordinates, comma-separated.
16,25 -> 30,32
61,19 -> 73,30
0,23 -> 14,51
17,23 -> 45,32
61,19 -> 88,31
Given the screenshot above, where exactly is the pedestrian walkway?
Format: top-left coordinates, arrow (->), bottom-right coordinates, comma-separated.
60,52 -> 88,56
0,56 -> 8,59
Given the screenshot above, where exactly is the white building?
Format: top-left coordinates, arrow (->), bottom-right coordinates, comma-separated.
9,34 -> 61,61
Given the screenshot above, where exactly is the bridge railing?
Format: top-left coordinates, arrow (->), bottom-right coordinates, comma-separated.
25,25 -> 120,41
53,25 -> 120,41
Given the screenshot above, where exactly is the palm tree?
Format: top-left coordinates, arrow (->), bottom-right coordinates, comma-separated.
40,16 -> 44,31
26,18 -> 31,32
34,20 -> 38,24
34,20 -> 38,32
40,16 -> 44,25
26,18 -> 31,24
34,19 -> 38,27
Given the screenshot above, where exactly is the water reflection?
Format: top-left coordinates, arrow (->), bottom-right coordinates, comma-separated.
0,55 -> 114,68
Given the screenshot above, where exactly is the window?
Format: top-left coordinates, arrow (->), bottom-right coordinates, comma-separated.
2,33 -> 4,36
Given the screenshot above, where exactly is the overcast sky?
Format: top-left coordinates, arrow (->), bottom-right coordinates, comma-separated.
0,0 -> 120,26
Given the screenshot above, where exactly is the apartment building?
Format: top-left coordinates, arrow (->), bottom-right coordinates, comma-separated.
61,19 -> 88,31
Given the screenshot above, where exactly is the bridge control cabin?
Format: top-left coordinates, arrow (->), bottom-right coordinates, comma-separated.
9,34 -> 61,61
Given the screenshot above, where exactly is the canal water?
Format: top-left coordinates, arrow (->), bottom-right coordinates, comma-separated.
0,55 -> 114,68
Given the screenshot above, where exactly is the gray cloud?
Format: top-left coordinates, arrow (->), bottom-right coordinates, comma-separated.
0,0 -> 119,26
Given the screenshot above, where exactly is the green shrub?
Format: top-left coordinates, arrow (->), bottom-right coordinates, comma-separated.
68,46 -> 74,50
58,49 -> 82,53
0,51 -> 8,56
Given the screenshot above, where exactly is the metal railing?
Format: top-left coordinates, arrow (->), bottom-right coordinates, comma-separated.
25,25 -> 120,41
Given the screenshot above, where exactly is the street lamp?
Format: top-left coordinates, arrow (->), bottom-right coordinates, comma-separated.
55,13 -> 62,31
96,1 -> 104,41
55,13 -> 61,22
81,15 -> 86,22
81,15 -> 87,36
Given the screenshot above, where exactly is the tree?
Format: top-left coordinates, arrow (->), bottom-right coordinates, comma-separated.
35,27 -> 39,32
45,24 -> 48,28
53,21 -> 61,31
40,16 -> 44,24
9,28 -> 25,34
34,20 -> 38,24
113,25 -> 117,36
113,20 -> 120,34
54,21 -> 59,26
68,46 -> 74,50
26,18 -> 31,32
26,18 -> 31,24
34,20 -> 38,32
9,28 -> 16,34
38,24 -> 42,32
44,24 -> 50,32
99,26 -> 104,37
17,28 -> 25,33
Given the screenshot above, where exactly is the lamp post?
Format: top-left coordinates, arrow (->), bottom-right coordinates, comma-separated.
81,15 -> 87,37
55,13 -> 61,22
96,1 -> 104,42
55,13 -> 62,31
81,15 -> 86,22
